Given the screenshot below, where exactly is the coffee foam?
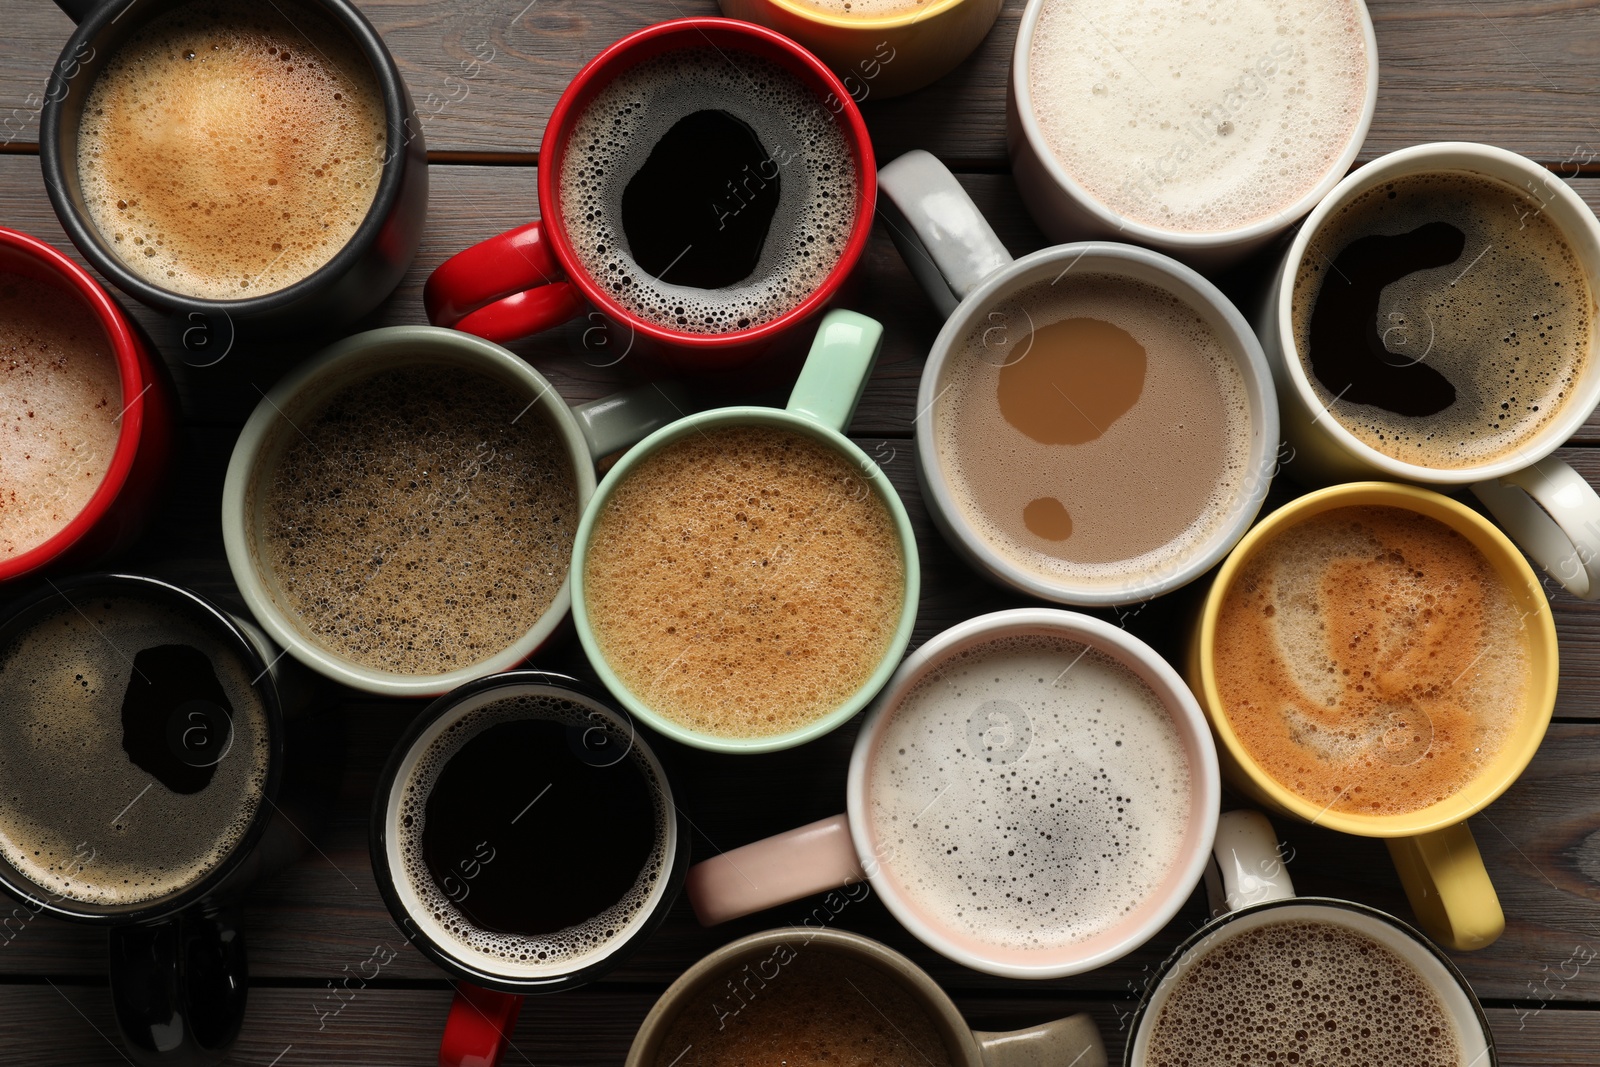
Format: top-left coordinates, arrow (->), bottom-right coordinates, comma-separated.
1145,918 -> 1462,1066
394,693 -> 670,972
0,274 -> 121,561
0,593 -> 270,906
1213,506 -> 1530,817
935,274 -> 1253,588
791,0 -> 932,14
583,424 -> 905,738
558,48 -> 857,334
1293,170 -> 1593,469
78,0 -> 387,300
1028,0 -> 1369,233
865,632 -> 1192,954
257,364 -> 579,677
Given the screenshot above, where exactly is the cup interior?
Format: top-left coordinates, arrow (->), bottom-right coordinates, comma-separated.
1196,481 -> 1560,838
916,243 -> 1278,605
624,928 -> 979,1067
43,0 -> 405,312
373,673 -> 682,991
0,230 -> 146,580
222,327 -> 595,696
1127,900 -> 1493,1066
571,407 -> 919,753
846,608 -> 1221,978
535,17 -> 877,347
1275,142 -> 1600,483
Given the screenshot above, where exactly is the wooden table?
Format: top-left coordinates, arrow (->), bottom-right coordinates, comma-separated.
3,1 -> 1600,1063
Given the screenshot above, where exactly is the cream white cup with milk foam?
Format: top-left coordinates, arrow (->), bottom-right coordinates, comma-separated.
685,608 -> 1220,979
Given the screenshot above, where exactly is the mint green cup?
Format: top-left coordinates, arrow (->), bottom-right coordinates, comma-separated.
571,310 -> 920,754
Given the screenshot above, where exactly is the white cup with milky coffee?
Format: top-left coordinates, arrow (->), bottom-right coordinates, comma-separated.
878,150 -> 1280,607
1008,0 -> 1379,267
1259,141 -> 1600,599
685,608 -> 1221,979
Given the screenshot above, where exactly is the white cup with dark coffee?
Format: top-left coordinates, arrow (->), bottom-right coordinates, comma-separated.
878,149 -> 1280,606
1259,141 -> 1600,599
1008,0 -> 1380,266
685,607 -> 1220,979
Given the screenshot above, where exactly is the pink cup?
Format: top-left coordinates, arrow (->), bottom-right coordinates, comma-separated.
687,608 -> 1221,978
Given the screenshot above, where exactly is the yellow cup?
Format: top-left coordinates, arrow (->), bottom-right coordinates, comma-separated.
717,0 -> 1002,100
1187,482 -> 1558,952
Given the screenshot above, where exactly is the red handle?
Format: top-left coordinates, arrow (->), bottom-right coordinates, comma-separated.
439,983 -> 523,1067
424,220 -> 587,344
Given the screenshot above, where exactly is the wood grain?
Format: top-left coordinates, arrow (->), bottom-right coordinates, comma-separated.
7,1 -> 1600,165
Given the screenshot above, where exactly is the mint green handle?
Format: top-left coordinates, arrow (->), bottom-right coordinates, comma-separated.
573,381 -> 690,460
785,310 -> 884,433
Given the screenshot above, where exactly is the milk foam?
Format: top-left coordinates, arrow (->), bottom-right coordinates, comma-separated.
865,633 -> 1191,952
0,593 -> 270,905
0,275 -> 121,561
559,48 -> 857,334
394,694 -> 670,972
935,275 -> 1253,589
1028,0 -> 1369,233
1292,171 -> 1592,469
1146,919 -> 1462,1066
791,0 -> 932,14
78,0 -> 387,300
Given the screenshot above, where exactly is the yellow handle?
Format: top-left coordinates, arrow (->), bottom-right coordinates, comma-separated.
1386,823 -> 1505,951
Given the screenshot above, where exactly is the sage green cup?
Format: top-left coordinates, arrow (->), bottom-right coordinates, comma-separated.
571,309 -> 920,754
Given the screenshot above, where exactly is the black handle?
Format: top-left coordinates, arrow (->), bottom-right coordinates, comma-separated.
109,903 -> 249,1065
53,0 -> 102,23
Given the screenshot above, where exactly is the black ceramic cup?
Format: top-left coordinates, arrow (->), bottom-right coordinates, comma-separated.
0,573 -> 329,1065
39,0 -> 428,352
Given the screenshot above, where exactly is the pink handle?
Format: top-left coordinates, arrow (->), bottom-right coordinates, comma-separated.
686,814 -> 864,926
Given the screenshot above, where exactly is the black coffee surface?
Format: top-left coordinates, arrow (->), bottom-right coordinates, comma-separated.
419,719 -> 656,937
120,644 -> 235,795
620,109 -> 779,289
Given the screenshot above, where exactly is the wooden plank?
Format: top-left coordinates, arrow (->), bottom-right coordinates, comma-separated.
6,2 -> 1600,165
0,983 -> 1595,1065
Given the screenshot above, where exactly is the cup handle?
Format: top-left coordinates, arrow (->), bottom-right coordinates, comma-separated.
440,984 -> 524,1067
1471,456 -> 1600,599
785,310 -> 885,433
424,221 -> 588,344
108,903 -> 248,1065
571,382 -> 692,460
1386,824 -> 1505,951
1203,810 -> 1296,917
685,814 -> 864,926
877,149 -> 1013,318
973,1016 -> 1108,1067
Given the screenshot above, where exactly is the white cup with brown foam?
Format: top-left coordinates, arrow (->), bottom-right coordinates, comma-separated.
685,608 -> 1220,979
221,325 -> 686,697
879,150 -> 1280,607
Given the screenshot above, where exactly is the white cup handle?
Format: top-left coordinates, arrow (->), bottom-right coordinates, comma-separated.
1471,456 -> 1600,599
1204,810 -> 1295,916
877,149 -> 1013,318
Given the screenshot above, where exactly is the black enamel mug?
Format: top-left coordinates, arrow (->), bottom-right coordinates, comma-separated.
39,0 -> 428,351
0,573 -> 331,1065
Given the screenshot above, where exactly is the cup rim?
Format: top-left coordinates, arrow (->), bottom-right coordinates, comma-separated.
756,0 -> 969,30
913,241 -> 1280,606
1273,140 -> 1600,483
624,926 -> 981,1067
844,607 -> 1222,979
1009,0 -> 1379,251
1122,896 -> 1496,1066
569,405 -> 921,754
0,572 -> 286,925
534,16 -> 878,351
220,325 -> 597,698
367,669 -> 689,994
0,227 -> 153,583
39,0 -> 414,317
1195,480 -> 1560,837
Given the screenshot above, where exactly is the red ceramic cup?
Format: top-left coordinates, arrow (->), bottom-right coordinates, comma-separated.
0,228 -> 173,585
424,18 -> 877,370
